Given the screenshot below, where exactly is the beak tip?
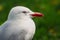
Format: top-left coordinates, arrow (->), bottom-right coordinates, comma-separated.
41,14 -> 44,16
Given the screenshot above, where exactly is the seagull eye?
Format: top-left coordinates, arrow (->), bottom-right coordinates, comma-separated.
22,11 -> 27,13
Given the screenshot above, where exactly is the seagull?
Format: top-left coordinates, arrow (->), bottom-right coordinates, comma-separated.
0,6 -> 43,40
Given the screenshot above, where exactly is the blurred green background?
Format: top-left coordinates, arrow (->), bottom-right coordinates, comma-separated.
0,0 -> 60,40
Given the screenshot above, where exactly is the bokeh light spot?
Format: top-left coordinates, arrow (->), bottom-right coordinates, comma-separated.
0,5 -> 4,11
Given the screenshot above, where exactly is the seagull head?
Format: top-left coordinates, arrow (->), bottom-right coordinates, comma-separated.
8,6 -> 44,20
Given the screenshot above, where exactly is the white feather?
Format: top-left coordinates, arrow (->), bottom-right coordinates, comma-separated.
0,6 -> 36,40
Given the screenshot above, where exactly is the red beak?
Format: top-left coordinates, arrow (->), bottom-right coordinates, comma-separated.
31,12 -> 44,17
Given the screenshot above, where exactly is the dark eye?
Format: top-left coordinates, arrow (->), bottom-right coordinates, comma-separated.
22,11 -> 27,13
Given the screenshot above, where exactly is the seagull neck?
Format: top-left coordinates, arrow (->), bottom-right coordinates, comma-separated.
7,16 -> 31,21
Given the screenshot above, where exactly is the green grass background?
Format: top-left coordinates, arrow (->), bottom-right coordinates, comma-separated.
0,0 -> 60,40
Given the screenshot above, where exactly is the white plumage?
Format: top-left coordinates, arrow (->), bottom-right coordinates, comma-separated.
0,6 -> 43,40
